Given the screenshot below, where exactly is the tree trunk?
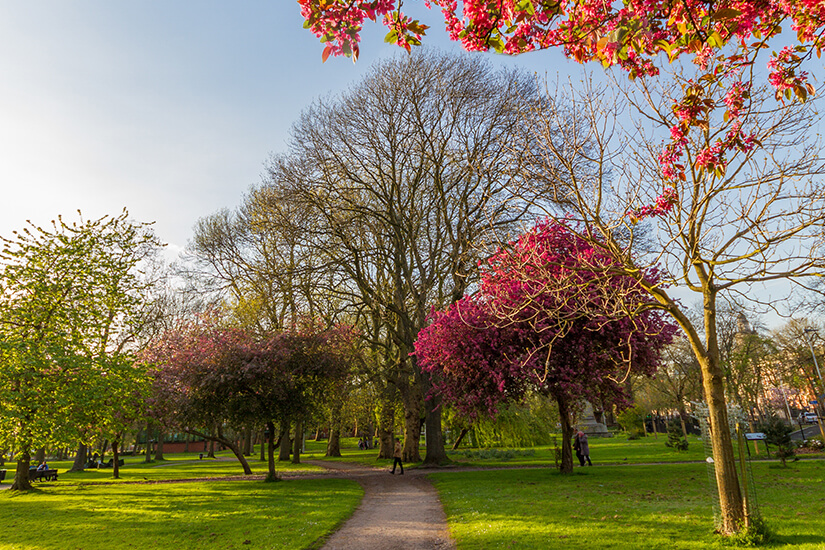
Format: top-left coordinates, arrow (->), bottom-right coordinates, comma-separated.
377,397 -> 395,459
10,449 -> 33,491
556,394 -> 575,474
278,423 -> 291,461
699,352 -> 745,533
99,440 -> 109,462
207,439 -> 215,458
144,423 -> 153,463
679,407 -> 690,438
681,288 -> 745,534
34,447 -> 45,464
292,419 -> 303,464
70,443 -> 88,472
327,416 -> 342,457
260,429 -> 266,462
243,427 -> 253,456
452,427 -> 469,450
184,433 -> 190,454
188,428 -> 253,475
266,421 -> 279,481
154,432 -> 164,461
112,436 -> 121,479
422,387 -> 448,466
401,386 -> 422,463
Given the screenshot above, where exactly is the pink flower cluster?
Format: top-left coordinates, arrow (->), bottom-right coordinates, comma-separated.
628,187 -> 678,222
723,81 -> 750,118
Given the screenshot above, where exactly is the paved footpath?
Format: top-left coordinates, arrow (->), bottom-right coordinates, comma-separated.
305,460 -> 455,550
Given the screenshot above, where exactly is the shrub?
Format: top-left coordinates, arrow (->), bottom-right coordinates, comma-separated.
664,418 -> 689,451
756,413 -> 795,467
616,404 -> 646,439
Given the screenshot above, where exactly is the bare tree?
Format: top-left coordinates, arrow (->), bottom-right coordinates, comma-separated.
271,50 -> 544,464
521,67 -> 825,531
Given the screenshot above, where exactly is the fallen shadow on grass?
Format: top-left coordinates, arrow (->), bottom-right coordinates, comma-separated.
767,533 -> 825,547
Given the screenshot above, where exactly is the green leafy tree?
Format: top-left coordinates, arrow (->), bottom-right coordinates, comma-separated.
0,211 -> 161,490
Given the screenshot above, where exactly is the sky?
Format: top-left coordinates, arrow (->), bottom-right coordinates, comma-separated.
0,2 -> 812,328
0,1 -> 574,257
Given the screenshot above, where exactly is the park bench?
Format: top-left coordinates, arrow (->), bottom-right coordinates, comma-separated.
28,468 -> 58,482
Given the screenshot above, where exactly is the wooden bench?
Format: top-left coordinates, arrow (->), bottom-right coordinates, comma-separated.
28,468 -> 58,482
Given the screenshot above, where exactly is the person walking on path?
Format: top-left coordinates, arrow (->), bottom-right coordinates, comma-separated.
390,437 -> 404,474
574,431 -> 592,466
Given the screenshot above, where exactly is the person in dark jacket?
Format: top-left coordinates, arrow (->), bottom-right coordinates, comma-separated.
574,431 -> 592,466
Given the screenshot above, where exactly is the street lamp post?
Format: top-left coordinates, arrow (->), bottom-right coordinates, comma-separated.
803,328 -> 825,443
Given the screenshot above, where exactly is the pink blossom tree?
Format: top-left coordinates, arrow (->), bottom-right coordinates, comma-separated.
415,221 -> 676,473
142,316 -> 356,479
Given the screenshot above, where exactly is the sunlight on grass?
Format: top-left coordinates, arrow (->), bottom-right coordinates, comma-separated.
430,461 -> 825,549
0,478 -> 362,550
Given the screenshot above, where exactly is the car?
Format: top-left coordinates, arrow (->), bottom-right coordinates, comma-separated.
804,412 -> 819,423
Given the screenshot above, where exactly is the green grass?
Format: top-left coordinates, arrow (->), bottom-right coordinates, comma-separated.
1,451 -> 322,486
429,460 -> 825,549
2,437 -> 822,549
0,477 -> 362,550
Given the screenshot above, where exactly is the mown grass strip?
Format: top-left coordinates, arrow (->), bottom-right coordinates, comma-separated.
430,461 -> 825,549
0,477 -> 362,550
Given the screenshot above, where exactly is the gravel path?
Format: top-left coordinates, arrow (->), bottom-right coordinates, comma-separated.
306,460 -> 456,550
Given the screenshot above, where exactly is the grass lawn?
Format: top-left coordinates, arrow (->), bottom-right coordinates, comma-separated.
0,450 -> 361,550
0,477 -> 362,550
429,460 -> 825,549
0,451 -> 322,486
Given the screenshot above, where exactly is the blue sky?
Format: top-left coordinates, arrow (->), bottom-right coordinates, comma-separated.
0,2 -> 575,255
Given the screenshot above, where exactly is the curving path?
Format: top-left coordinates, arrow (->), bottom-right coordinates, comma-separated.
305,460 -> 455,550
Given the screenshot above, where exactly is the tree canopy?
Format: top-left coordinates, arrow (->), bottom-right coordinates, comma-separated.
415,220 -> 676,473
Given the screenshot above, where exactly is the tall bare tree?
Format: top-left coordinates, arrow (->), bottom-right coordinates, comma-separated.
270,50 -> 544,464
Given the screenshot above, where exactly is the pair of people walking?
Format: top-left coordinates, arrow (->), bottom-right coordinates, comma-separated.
573,430 -> 592,466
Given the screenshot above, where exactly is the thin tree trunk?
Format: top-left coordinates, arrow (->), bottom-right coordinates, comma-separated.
144,422 -> 153,463
452,427 -> 469,450
679,287 -> 745,534
243,427 -> 253,456
112,436 -> 121,479
187,428 -> 253,475
292,419 -> 303,464
266,421 -> 279,481
557,394 -> 575,474
207,439 -> 215,458
260,429 -> 266,462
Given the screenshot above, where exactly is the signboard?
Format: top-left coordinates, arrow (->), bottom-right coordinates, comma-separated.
745,432 -> 767,440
